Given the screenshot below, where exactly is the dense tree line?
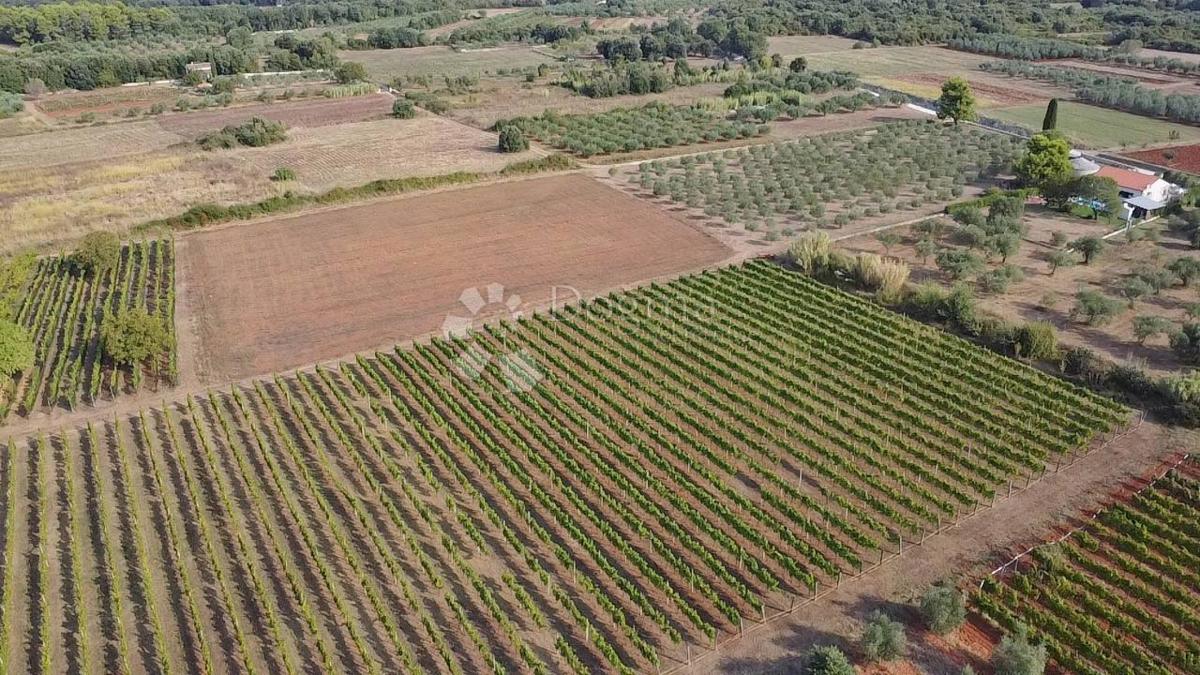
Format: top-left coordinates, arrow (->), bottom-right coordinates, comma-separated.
0,1 -> 177,45
595,16 -> 767,62
950,34 -> 1200,74
723,69 -> 858,103
982,60 -> 1200,125
441,9 -> 584,46
702,0 -> 1096,47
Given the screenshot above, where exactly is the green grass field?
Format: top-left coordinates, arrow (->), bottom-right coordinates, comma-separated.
766,35 -> 860,57
342,44 -> 554,80
804,45 -> 993,77
987,101 -> 1200,149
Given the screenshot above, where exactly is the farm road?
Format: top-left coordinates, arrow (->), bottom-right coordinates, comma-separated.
680,419 -> 1195,675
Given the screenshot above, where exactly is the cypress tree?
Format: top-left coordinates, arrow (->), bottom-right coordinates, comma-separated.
1042,98 -> 1058,131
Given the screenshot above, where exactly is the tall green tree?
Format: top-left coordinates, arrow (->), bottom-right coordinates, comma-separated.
1015,133 -> 1072,187
936,77 -> 978,124
1041,97 -> 1059,131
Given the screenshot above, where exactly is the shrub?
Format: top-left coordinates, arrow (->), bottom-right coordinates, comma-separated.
198,117 -> 287,150
101,308 -> 170,366
392,98 -> 416,119
936,249 -> 984,280
334,61 -> 369,84
854,253 -> 909,299
498,126 -> 529,153
0,319 -> 34,377
71,231 -> 120,278
804,645 -> 854,675
271,167 -> 297,182
1014,321 -> 1058,360
920,585 -> 966,634
1132,315 -> 1174,344
0,91 -> 22,119
992,624 -> 1047,675
861,611 -> 907,662
1170,323 -> 1200,364
787,232 -> 831,274
1070,290 -> 1124,326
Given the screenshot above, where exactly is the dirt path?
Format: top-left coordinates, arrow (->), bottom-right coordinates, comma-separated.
675,420 -> 1195,675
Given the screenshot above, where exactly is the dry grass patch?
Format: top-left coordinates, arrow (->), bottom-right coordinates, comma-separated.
0,121 -> 187,171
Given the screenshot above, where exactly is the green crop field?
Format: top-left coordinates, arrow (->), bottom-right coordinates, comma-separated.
975,459 -> 1200,674
0,261 -> 1127,675
804,46 -> 993,78
344,44 -> 554,80
987,101 -> 1200,149
0,239 -> 176,422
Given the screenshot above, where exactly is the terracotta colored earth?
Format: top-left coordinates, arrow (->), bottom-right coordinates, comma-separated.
155,93 -> 394,136
1123,142 -> 1200,173
175,173 -> 733,384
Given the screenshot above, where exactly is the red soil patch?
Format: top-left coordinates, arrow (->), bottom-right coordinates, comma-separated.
1123,142 -> 1200,173
176,173 -> 732,384
900,73 -> 1047,106
156,93 -> 393,136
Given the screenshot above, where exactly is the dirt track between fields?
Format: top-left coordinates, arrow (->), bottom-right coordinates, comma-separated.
678,419 -> 1196,674
176,173 -> 733,384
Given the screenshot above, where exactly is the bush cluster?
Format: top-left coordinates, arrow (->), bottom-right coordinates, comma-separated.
197,116 -> 287,150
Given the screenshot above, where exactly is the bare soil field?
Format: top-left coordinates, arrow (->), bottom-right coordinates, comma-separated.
444,77 -> 729,129
237,114 -> 530,191
0,121 -> 187,171
0,113 -> 527,252
345,45 -> 555,80
838,206 -> 1200,375
885,71 -> 1071,108
1122,142 -> 1200,173
32,84 -> 182,119
696,420 -> 1195,674
175,173 -> 732,383
154,93 -> 393,136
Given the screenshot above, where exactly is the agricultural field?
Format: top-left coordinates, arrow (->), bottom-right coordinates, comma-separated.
175,173 -> 730,384
987,101 -> 1200,149
837,203 -> 1200,375
0,112 -> 529,253
603,120 -> 1021,251
975,458 -> 1200,674
1123,143 -> 1200,173
0,239 -> 176,422
804,46 -> 994,79
503,103 -> 764,157
0,261 -> 1127,674
765,35 -> 861,57
344,45 -> 556,81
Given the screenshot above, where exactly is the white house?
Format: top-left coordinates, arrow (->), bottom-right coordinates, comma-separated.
1070,151 -> 1181,220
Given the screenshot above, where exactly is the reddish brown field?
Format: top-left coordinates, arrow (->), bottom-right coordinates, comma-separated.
1123,142 -> 1200,173
899,72 -> 1053,106
176,173 -> 732,383
155,93 -> 394,135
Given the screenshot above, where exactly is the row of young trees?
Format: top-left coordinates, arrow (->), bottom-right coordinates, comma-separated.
981,60 -> 1200,125
950,34 -> 1200,74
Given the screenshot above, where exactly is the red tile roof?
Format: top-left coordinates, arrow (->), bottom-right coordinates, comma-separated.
1095,166 -> 1159,192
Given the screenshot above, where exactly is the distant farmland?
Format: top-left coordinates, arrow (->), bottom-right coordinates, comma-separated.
0,261 -> 1127,674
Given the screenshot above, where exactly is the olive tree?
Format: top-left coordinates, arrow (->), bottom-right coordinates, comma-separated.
861,611 -> 907,662
920,585 -> 966,634
71,231 -> 121,278
992,624 -> 1047,675
101,308 -> 170,367
1132,315 -> 1175,344
803,645 -> 854,675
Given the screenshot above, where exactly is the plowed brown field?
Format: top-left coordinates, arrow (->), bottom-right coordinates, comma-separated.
176,173 -> 732,383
